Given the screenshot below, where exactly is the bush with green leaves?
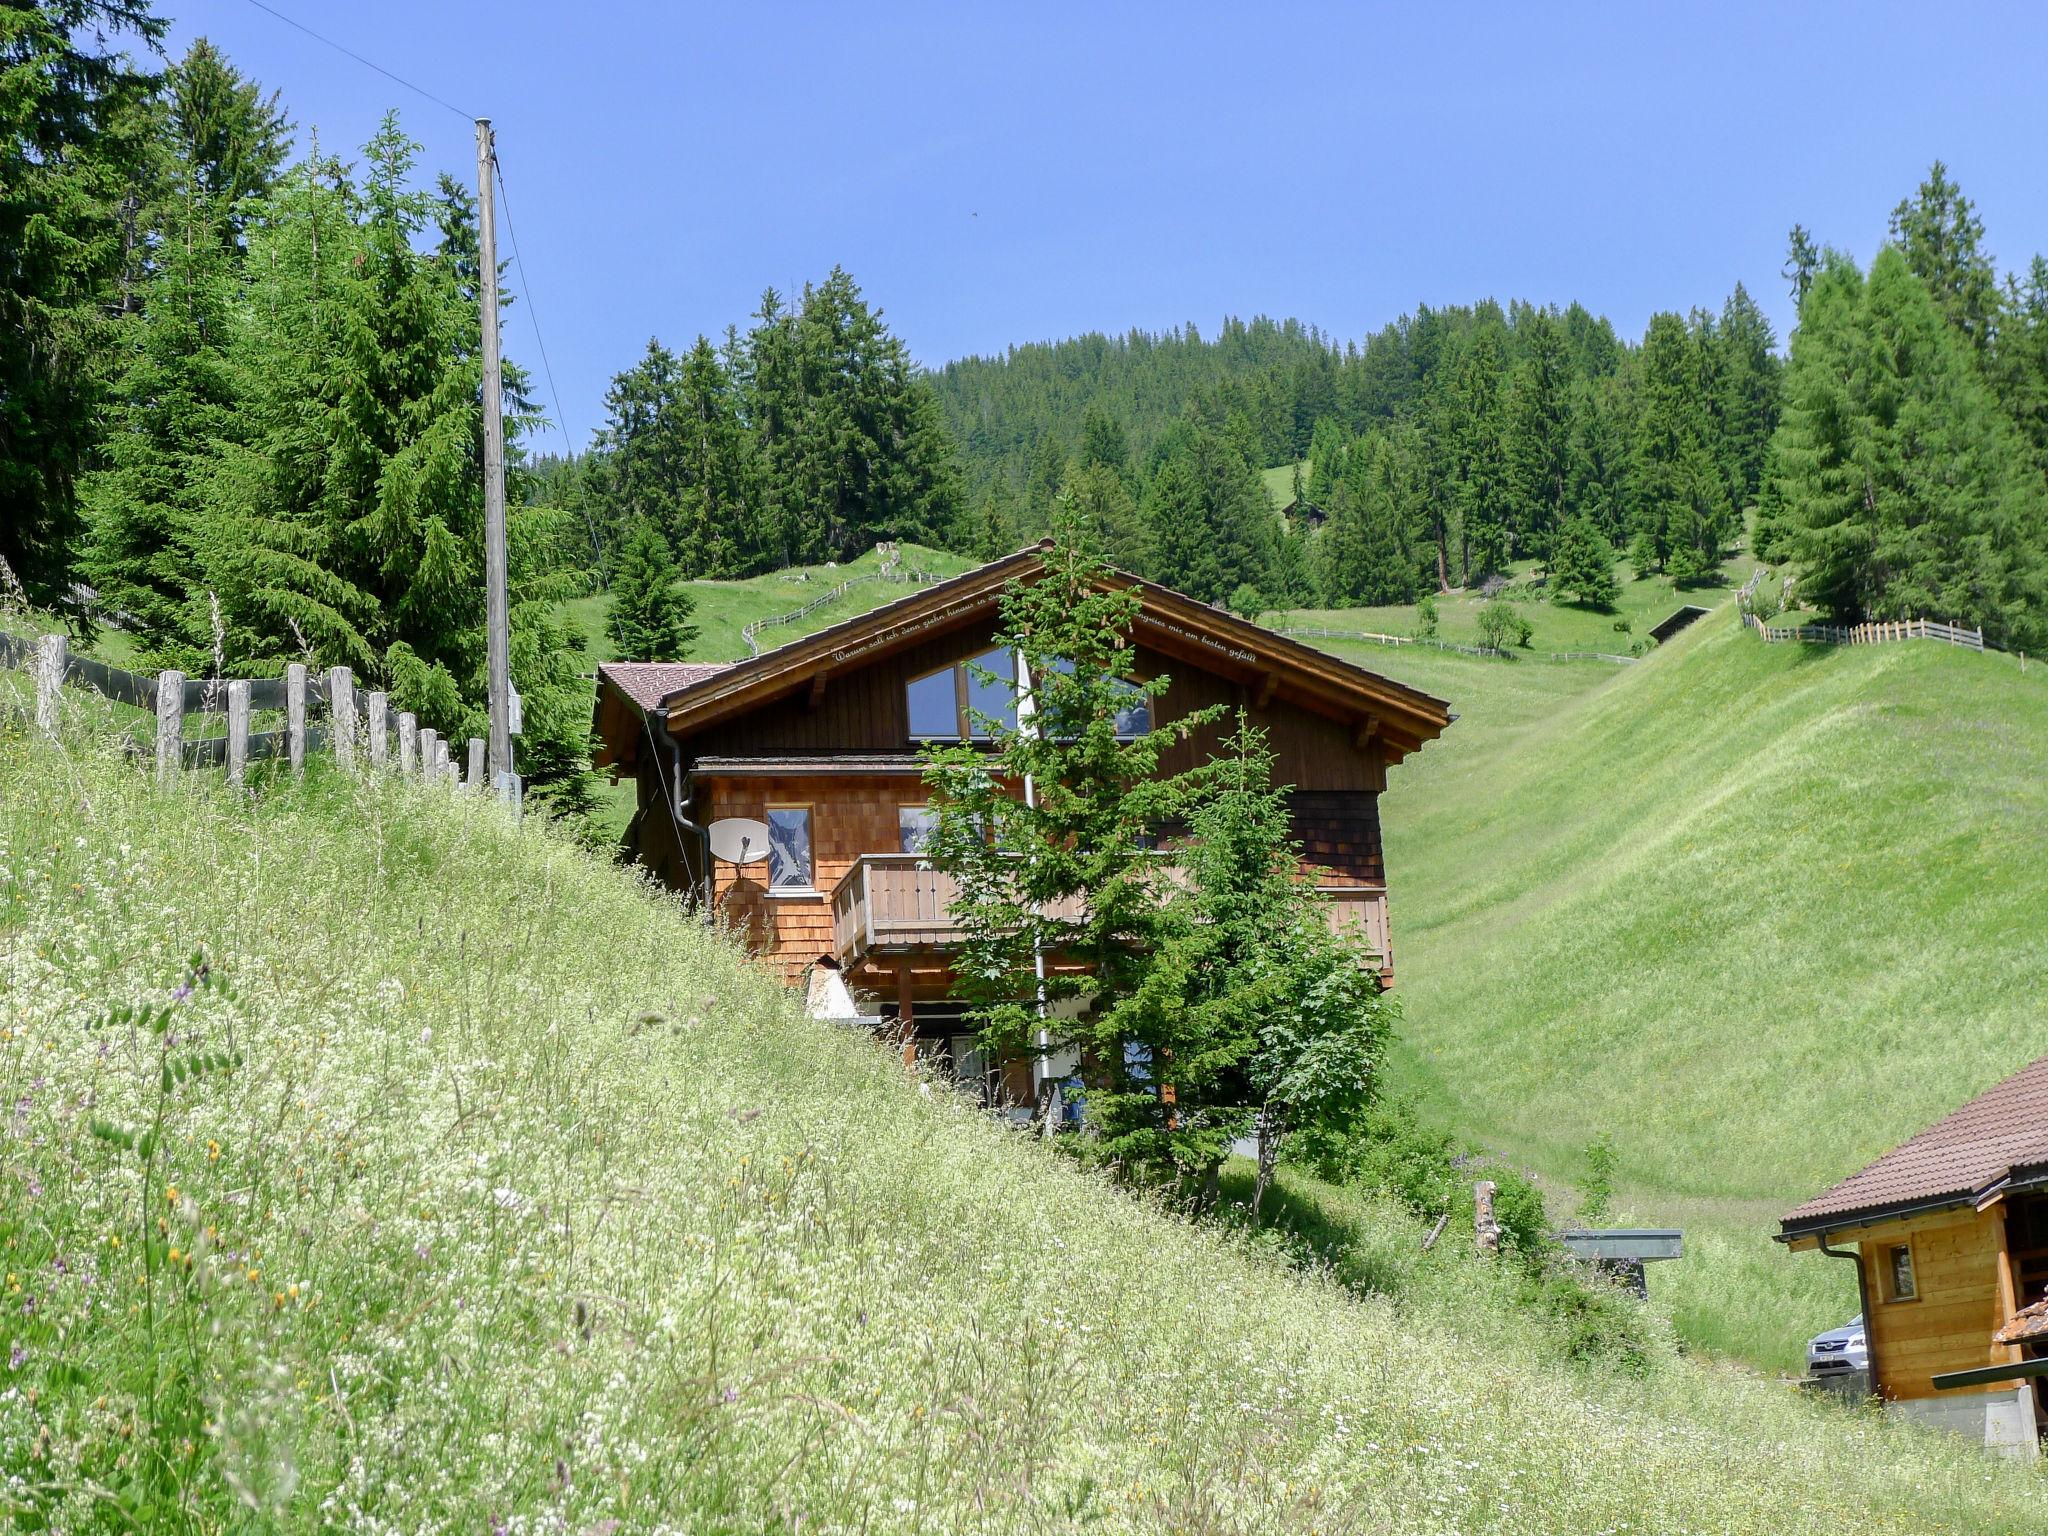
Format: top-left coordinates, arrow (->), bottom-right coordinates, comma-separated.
1476,598 -> 1533,651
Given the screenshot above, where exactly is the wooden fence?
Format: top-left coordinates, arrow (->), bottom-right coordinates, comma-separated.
740,544 -> 946,657
1,630 -> 518,804
1271,622 -> 1638,666
1739,610 -> 1988,652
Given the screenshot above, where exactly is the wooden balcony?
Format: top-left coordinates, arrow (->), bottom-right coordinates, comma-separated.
832,853 -> 974,964
830,852 -> 1392,977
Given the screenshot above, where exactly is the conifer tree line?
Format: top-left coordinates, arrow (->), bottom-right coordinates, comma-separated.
927,294 -> 1782,611
4,10 -> 594,808
1761,164 -> 2048,649
556,271 -> 964,582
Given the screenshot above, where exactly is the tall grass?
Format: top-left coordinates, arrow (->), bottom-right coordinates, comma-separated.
2,726 -> 2040,1530
1363,607 -> 2048,1370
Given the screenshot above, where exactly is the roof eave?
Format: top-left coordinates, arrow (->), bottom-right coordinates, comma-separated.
656,547 -> 1454,752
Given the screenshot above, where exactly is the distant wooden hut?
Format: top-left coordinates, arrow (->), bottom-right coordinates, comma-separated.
1778,1056 -> 2048,1456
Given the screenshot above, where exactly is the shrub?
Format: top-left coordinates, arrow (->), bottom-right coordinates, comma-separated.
1476,598 -> 1532,652
1414,593 -> 1439,639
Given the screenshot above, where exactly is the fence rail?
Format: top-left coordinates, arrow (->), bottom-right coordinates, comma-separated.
1739,610 -> 1988,652
3,629 -> 517,805
1270,622 -> 1637,666
740,544 -> 947,657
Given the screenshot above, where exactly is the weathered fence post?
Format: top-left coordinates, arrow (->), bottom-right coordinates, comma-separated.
398,712 -> 418,776
467,737 -> 485,792
34,633 -> 66,735
155,670 -> 184,786
227,679 -> 251,788
1474,1180 -> 1501,1256
366,691 -> 388,769
419,727 -> 439,782
434,737 -> 453,787
328,665 -> 356,772
287,663 -> 307,776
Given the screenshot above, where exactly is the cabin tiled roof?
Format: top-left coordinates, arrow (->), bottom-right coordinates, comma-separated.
597,661 -> 731,713
1779,1054 -> 2048,1237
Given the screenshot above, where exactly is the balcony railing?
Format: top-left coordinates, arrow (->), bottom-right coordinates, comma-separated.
830,852 -> 1391,976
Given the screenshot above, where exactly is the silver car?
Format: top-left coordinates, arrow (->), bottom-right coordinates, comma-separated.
1807,1314 -> 1868,1378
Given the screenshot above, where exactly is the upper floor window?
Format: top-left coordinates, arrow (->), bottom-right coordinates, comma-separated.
898,804 -> 938,853
766,805 -> 813,891
906,648 -> 1017,740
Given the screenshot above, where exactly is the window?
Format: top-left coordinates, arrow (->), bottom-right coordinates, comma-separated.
905,648 -> 1018,739
898,804 -> 938,854
765,806 -> 813,891
1885,1242 -> 1917,1302
906,667 -> 958,739
1034,655 -> 1151,737
1109,677 -> 1151,738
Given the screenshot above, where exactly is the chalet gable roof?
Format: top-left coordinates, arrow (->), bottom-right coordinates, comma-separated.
1778,1054 -> 2048,1240
619,544 -> 1452,764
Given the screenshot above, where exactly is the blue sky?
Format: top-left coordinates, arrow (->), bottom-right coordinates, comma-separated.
162,2 -> 2048,455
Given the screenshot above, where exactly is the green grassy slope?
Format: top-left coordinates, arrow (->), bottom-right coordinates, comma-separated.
1274,555 -> 1752,657
1364,609 -> 2048,1369
567,542 -> 978,667
3,736 -> 2039,1530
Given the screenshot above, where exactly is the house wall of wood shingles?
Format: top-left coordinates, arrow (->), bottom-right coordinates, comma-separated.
697,774 -> 923,984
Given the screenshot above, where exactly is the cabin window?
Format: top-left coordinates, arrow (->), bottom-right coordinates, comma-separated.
899,805 -> 938,854
905,649 -> 1018,739
906,667 -> 958,739
964,648 -> 1016,737
765,805 -> 813,891
1109,677 -> 1151,738
1038,656 -> 1152,738
1884,1242 -> 1917,1302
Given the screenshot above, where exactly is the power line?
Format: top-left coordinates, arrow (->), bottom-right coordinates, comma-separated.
493,161 -> 579,458
239,0 -> 475,122
236,0 -> 577,456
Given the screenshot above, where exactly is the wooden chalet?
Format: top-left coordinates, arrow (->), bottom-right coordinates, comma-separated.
591,544 -> 1451,1102
1778,1054 -> 2048,1456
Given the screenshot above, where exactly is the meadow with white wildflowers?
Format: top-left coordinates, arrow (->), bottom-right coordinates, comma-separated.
1,729 -> 2041,1532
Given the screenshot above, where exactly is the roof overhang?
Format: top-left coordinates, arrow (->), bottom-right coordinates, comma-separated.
1776,1164 -> 2048,1247
655,545 -> 1453,762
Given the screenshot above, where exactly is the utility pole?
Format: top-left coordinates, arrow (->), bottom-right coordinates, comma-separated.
476,118 -> 513,797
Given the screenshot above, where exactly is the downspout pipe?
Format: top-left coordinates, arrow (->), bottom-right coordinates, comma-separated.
1819,1234 -> 1881,1400
640,709 -> 713,920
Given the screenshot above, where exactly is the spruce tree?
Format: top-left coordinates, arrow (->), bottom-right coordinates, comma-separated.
1714,283 -> 1780,509
1547,513 -> 1618,609
1774,248 -> 2048,648
84,38 -> 290,667
1890,162 -> 2001,357
1630,312 -> 1729,579
921,541 -> 1226,1179
1057,461 -> 1148,574
1504,308 -> 1571,559
1142,421 -> 1274,605
0,0 -> 162,609
605,517 -> 699,661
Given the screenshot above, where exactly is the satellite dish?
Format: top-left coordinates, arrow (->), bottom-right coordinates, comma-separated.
708,817 -> 772,866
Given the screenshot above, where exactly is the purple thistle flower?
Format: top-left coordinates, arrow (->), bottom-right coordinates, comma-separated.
8,1344 -> 24,1370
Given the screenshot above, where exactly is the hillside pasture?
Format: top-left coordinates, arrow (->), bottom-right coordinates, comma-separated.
1,732 -> 2040,1530
1372,608 -> 2048,1370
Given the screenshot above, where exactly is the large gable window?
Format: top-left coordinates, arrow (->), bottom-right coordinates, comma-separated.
905,648 -> 1017,740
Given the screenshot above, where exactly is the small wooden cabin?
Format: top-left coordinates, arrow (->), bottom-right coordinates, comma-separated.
1778,1054 -> 2048,1457
590,545 -> 1451,1101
